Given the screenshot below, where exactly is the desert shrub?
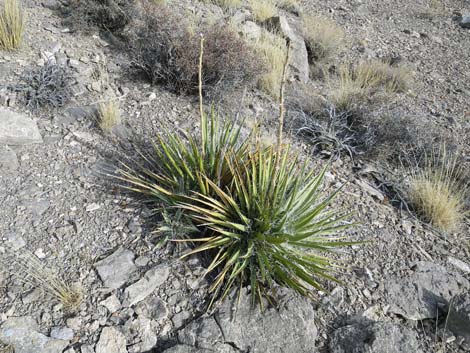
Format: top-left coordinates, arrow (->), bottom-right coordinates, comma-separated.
408,148 -> 468,232
276,0 -> 300,13
252,29 -> 287,97
14,61 -> 74,110
132,4 -> 264,95
0,0 -> 24,50
98,100 -> 120,131
302,15 -> 344,63
249,0 -> 277,22
63,0 -> 134,32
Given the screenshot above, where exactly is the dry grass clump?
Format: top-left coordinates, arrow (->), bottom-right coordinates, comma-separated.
132,4 -> 263,95
99,100 -> 121,131
302,15 -> 344,63
1,249 -> 83,312
205,0 -> 241,9
408,149 -> 468,232
252,29 -> 287,97
0,0 -> 24,50
249,0 -> 277,22
330,60 -> 411,114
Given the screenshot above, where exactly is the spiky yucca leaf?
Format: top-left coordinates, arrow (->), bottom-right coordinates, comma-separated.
118,109 -> 250,207
180,146 -> 354,306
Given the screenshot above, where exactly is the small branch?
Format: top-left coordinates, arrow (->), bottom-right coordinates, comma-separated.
277,40 -> 290,152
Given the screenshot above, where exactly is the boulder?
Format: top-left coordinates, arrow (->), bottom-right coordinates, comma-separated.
0,316 -> 68,353
265,15 -> 309,83
329,321 -> 423,353
94,248 -> 137,290
0,108 -> 43,145
460,14 -> 470,28
178,289 -> 317,353
447,293 -> 470,340
385,262 -> 469,320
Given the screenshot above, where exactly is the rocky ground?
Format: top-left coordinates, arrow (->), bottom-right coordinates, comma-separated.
0,0 -> 469,352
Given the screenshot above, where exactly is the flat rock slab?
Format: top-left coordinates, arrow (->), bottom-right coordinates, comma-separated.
94,247 -> 137,290
96,327 -> 127,353
0,108 -> 43,145
0,145 -> 18,172
329,321 -> 423,353
124,264 -> 170,307
0,316 -> 69,353
178,289 -> 317,353
385,261 -> 469,320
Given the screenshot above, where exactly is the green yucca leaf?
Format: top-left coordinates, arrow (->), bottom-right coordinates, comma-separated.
178,146 -> 355,305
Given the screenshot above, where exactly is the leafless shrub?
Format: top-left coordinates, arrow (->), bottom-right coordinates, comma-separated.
131,4 -> 264,95
14,61 -> 75,110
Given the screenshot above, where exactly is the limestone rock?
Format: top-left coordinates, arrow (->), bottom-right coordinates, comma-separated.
0,108 -> 43,145
178,289 -> 317,353
123,265 -> 170,306
94,248 -> 137,290
329,321 -> 423,353
0,316 -> 69,353
96,327 -> 127,353
385,262 -> 469,320
447,293 -> 470,340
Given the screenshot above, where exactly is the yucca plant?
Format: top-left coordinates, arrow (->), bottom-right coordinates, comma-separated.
118,109 -> 250,207
179,146 -> 353,306
0,0 -> 24,50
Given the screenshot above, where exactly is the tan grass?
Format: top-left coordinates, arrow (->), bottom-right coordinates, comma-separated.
409,148 -> 468,232
98,100 -> 121,131
0,0 -> 24,50
1,250 -> 83,312
252,29 -> 287,98
249,0 -> 277,22
206,0 -> 241,9
276,0 -> 299,12
330,60 -> 411,112
301,14 -> 344,62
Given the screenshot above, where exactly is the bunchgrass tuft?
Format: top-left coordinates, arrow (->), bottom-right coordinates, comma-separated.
1,249 -> 83,312
252,29 -> 287,98
408,148 -> 468,232
249,0 -> 277,23
302,14 -> 344,63
98,100 -> 121,131
0,0 -> 24,50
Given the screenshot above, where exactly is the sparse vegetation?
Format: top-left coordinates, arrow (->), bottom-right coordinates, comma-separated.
1,250 -> 83,312
276,0 -> 300,13
98,100 -> 121,131
408,148 -> 468,232
120,37 -> 354,306
132,4 -> 263,94
0,0 -> 24,50
14,61 -> 75,110
302,14 -> 344,63
205,0 -> 241,9
252,29 -> 287,97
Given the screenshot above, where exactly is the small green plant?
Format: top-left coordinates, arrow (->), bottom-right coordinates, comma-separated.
0,0 -> 24,50
98,100 -> 121,131
408,148 -> 468,232
302,14 -> 344,63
